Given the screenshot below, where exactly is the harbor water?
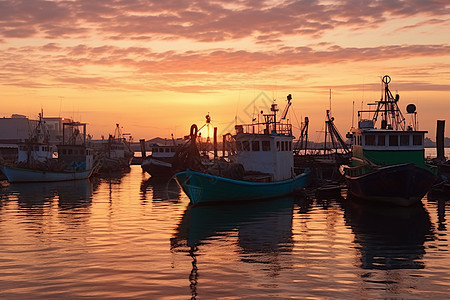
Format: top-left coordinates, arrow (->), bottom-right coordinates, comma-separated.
0,156 -> 449,299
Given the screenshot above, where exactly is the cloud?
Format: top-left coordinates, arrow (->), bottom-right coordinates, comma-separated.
2,41 -> 450,93
0,0 -> 449,41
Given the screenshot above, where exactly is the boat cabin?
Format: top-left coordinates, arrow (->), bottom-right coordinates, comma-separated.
234,95 -> 295,181
17,143 -> 54,163
235,133 -> 294,181
151,144 -> 177,159
352,126 -> 427,164
351,75 -> 429,169
353,120 -> 425,150
16,112 -> 55,164
58,122 -> 95,172
58,144 -> 94,172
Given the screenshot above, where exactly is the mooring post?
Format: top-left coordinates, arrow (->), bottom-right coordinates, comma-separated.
213,127 -> 218,159
139,139 -> 146,159
436,120 -> 445,161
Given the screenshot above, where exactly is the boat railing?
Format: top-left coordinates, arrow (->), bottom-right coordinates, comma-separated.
236,122 -> 292,136
342,163 -> 374,177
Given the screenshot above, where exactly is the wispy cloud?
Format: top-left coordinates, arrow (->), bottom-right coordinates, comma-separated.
2,42 -> 450,92
1,0 -> 449,41
1,0 -> 450,95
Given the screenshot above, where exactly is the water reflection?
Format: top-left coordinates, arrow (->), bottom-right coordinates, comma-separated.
140,177 -> 180,202
1,180 -> 94,239
172,197 -> 294,249
171,197 -> 295,299
7,180 -> 93,210
342,198 -> 435,270
427,193 -> 448,232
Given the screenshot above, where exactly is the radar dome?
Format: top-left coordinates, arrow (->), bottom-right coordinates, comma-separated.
406,104 -> 416,114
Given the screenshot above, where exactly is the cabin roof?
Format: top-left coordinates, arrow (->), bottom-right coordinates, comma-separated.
358,129 -> 428,134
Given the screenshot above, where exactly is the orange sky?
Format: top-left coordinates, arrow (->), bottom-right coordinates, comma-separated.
1,0 -> 449,141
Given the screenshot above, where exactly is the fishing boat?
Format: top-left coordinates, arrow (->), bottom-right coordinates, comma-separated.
141,143 -> 178,177
175,94 -> 311,205
142,115 -> 215,178
1,120 -> 96,183
95,124 -> 134,173
294,109 -> 351,184
340,75 -> 437,206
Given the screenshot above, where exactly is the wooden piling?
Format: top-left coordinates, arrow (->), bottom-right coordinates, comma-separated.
436,120 -> 445,161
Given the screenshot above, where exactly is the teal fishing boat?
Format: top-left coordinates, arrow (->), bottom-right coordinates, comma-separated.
340,75 -> 437,206
175,94 -> 311,205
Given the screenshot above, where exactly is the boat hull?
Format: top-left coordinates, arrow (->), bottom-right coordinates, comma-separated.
174,169 -> 311,205
345,163 -> 437,206
141,157 -> 173,177
1,166 -> 93,183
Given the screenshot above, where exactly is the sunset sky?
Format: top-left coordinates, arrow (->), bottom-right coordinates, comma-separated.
1,0 -> 449,141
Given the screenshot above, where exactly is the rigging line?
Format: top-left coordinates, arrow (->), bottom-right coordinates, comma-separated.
291,105 -> 302,138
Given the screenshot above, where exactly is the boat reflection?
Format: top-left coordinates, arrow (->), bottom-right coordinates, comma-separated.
427,193 -> 448,232
171,197 -> 295,299
5,179 -> 93,211
93,170 -> 128,184
343,197 -> 435,270
140,177 -> 180,202
171,197 -> 294,250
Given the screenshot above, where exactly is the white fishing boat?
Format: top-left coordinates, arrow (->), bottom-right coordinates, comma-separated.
1,119 -> 96,183
95,124 -> 134,173
175,94 -> 311,205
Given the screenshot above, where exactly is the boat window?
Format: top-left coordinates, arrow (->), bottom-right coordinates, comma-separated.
276,141 -> 280,151
262,141 -> 271,151
171,147 -> 176,152
289,141 -> 292,151
365,135 -> 375,146
281,141 -> 285,151
68,149 -> 73,155
242,141 -> 250,151
252,141 -> 260,151
285,141 -> 289,151
413,135 -> 423,145
165,148 -> 170,152
62,149 -> 66,155
358,136 -> 361,146
389,135 -> 398,146
377,135 -> 385,146
400,135 -> 409,146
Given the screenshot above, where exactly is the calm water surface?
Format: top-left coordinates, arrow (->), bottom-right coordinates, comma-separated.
0,165 -> 449,299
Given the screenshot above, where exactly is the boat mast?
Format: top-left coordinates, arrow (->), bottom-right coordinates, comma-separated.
372,75 -> 405,130
258,94 -> 293,135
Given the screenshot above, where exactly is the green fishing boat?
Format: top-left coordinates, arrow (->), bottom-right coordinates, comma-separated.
340,75 -> 437,206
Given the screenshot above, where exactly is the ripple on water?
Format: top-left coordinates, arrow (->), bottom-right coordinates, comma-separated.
0,166 -> 450,299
